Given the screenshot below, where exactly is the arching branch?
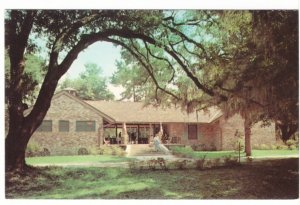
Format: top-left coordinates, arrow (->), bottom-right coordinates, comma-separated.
104,37 -> 181,101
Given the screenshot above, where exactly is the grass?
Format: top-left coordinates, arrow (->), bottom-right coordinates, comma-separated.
25,149 -> 299,166
26,155 -> 132,165
170,146 -> 298,159
252,149 -> 299,157
6,158 -> 299,199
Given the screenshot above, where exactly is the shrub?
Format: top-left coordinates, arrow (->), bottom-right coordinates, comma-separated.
128,160 -> 138,171
259,144 -> 270,150
209,143 -> 217,151
286,139 -> 299,149
223,155 -> 239,167
174,160 -> 188,170
78,147 -> 89,155
195,156 -> 206,170
212,158 -> 221,167
234,140 -> 245,152
92,146 -> 126,156
289,145 -> 297,150
147,159 -> 157,170
276,144 -> 289,150
26,142 -> 41,157
191,144 -> 206,151
252,144 -> 260,150
41,148 -> 50,156
111,146 -> 126,157
88,147 -> 102,155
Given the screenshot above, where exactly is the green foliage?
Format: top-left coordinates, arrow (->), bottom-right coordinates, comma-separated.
191,144 -> 206,151
78,148 -> 89,155
25,143 -> 51,157
275,144 -> 289,150
174,160 -> 188,170
259,144 -> 271,150
5,50 -> 46,104
60,63 -> 114,100
111,10 -> 298,141
195,155 -> 207,170
285,139 -> 299,150
96,146 -> 126,157
128,160 -> 139,171
128,158 -> 168,171
26,142 -> 40,153
212,158 -> 221,167
223,155 -> 239,167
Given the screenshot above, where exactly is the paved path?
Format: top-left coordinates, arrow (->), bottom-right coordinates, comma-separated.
32,154 -> 299,168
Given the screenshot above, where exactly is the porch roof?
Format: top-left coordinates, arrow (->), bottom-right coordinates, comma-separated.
84,100 -> 223,124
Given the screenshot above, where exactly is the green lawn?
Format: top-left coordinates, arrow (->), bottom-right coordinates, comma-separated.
6,158 -> 299,199
26,155 -> 132,165
171,147 -> 298,159
25,149 -> 299,166
252,149 -> 299,157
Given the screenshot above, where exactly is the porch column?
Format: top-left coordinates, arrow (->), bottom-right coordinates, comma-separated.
159,122 -> 163,140
149,123 -> 153,143
98,125 -> 104,146
137,124 -> 140,144
122,122 -> 129,145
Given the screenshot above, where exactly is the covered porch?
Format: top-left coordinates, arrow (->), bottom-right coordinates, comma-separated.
98,121 -> 181,146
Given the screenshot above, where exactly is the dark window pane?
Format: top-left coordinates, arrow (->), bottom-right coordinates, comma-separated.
37,120 -> 52,132
188,124 -> 197,140
76,121 -> 96,132
59,120 -> 69,132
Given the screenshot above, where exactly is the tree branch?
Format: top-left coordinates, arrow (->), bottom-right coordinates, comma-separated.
143,41 -> 175,83
104,37 -> 181,101
163,23 -> 208,57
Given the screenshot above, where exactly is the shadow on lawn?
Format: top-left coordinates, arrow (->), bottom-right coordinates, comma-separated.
5,158 -> 299,199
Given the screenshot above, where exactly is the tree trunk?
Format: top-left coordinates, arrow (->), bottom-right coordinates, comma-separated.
5,129 -> 31,171
244,114 -> 252,156
6,78 -> 59,171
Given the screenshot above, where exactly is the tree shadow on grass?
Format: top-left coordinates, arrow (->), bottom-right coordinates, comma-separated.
5,158 -> 299,199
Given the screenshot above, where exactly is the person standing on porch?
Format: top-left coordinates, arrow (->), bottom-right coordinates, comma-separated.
117,132 -> 122,144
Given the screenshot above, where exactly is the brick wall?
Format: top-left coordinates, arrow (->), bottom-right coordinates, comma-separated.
219,114 -> 245,150
28,93 -> 103,156
168,123 -> 186,143
251,121 -> 276,147
219,114 -> 276,150
168,122 -> 222,150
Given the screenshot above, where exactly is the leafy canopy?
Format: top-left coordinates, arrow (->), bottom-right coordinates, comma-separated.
60,63 -> 114,100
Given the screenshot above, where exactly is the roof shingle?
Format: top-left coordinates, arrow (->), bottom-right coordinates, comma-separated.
84,100 -> 223,123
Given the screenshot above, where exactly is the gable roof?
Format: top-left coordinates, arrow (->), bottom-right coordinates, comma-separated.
24,91 -> 115,123
24,90 -> 223,124
84,100 -> 223,124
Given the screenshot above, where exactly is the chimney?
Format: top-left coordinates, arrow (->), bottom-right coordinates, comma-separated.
63,87 -> 77,97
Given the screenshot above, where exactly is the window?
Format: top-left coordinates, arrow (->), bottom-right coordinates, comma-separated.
37,120 -> 52,132
59,120 -> 69,132
188,124 -> 197,140
76,121 -> 96,132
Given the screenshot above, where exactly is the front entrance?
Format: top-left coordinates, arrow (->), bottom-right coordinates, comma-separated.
103,124 -> 152,144
103,123 -> 170,145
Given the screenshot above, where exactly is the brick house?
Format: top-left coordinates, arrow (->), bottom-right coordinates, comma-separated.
26,90 -> 276,155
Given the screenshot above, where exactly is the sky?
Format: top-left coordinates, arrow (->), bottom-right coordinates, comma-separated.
64,42 -> 121,79
61,42 -> 125,99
